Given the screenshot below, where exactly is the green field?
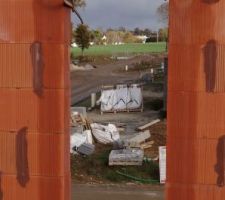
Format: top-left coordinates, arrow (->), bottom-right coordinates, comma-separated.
72,42 -> 167,56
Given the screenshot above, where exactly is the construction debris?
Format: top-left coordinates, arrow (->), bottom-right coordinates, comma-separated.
70,133 -> 87,153
71,107 -> 87,126
140,141 -> 154,150
71,107 -> 87,117
70,131 -> 94,155
70,63 -> 95,71
70,106 -> 158,167
91,123 -> 120,144
109,149 -> 144,166
77,143 -> 95,156
84,130 -> 93,144
137,119 -> 160,131
71,107 -> 92,131
124,130 -> 151,147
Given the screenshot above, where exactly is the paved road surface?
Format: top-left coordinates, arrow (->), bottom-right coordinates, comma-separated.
72,184 -> 165,200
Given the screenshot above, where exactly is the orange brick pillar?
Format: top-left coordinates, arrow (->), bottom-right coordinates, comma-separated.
167,1 -> 225,199
0,1 -> 71,199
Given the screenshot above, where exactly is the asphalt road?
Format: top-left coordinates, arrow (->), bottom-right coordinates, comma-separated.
72,184 -> 165,200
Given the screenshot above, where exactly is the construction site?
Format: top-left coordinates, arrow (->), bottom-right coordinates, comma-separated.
0,0 -> 224,200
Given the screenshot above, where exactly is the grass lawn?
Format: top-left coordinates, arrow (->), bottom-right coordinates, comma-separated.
72,42 -> 167,57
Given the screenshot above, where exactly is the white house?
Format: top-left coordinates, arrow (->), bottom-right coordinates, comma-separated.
136,35 -> 148,43
101,35 -> 107,45
71,42 -> 78,47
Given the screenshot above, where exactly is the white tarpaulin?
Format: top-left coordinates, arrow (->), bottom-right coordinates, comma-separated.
70,130 -> 93,154
127,84 -> 143,109
90,123 -> 120,144
70,134 -> 86,153
98,84 -> 143,112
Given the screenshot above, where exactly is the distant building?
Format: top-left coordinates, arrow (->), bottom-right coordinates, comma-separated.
71,42 -> 78,47
136,35 -> 148,43
102,35 -> 107,40
101,35 -> 107,45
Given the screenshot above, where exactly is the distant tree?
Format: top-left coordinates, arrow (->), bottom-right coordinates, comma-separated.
106,28 -> 114,32
157,2 -> 169,50
73,0 -> 86,7
143,28 -> 152,37
64,0 -> 86,24
64,0 -> 85,7
75,24 -> 90,56
118,27 -> 126,32
158,28 -> 168,42
134,27 -> 141,35
90,29 -> 104,45
106,31 -> 124,44
157,2 -> 169,25
123,32 -> 141,43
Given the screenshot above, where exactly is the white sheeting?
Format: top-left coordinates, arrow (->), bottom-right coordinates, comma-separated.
70,130 -> 93,154
99,84 -> 142,112
91,123 -> 120,144
70,134 -> 87,153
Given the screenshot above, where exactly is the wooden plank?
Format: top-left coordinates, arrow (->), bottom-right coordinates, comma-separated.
126,130 -> 151,145
140,141 -> 154,149
137,119 -> 161,131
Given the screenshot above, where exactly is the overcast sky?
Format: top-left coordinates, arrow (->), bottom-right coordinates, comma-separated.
72,0 -> 165,31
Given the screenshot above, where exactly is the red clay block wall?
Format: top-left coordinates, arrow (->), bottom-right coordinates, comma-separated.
0,0 -> 71,199
167,0 -> 225,199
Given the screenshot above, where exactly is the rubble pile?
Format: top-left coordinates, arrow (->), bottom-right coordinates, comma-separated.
70,107 -> 161,167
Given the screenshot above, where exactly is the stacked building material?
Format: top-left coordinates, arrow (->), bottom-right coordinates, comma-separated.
109,149 -> 144,166
99,84 -> 143,113
168,1 -> 225,199
0,1 -> 71,199
77,143 -> 95,156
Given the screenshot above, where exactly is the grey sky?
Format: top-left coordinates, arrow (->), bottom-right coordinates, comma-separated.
72,0 -> 166,31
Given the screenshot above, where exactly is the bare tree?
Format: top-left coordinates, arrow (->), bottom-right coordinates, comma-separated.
157,2 -> 169,25
64,0 -> 85,24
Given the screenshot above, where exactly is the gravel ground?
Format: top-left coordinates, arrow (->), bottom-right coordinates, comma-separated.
72,184 -> 165,200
